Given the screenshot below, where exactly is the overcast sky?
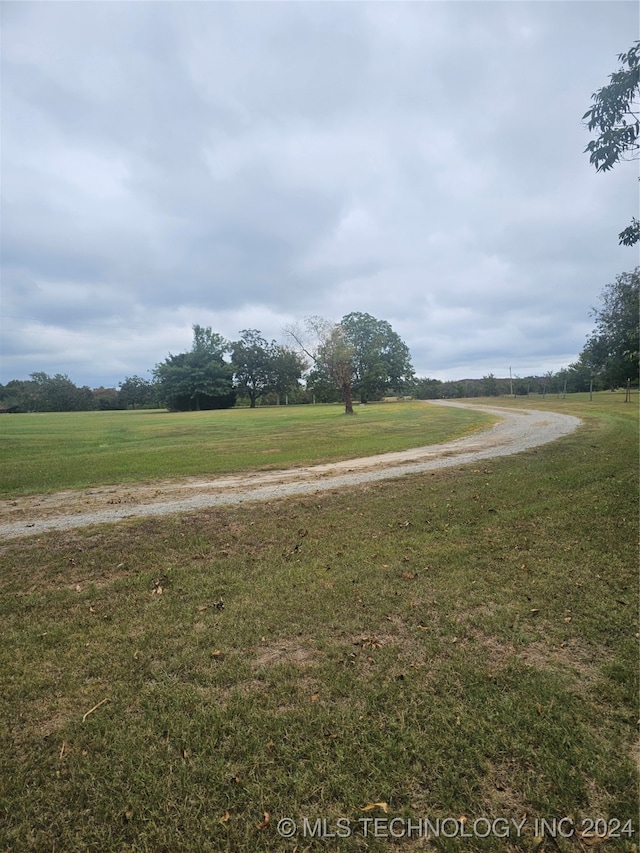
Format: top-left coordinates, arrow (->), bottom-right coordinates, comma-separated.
1,1 -> 638,388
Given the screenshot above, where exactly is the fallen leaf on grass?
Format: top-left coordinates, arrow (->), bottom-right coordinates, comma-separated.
220,811 -> 230,824
257,812 -> 270,830
361,802 -> 389,813
359,636 -> 382,649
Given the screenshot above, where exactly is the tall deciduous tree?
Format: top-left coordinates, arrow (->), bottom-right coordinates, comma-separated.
153,325 -> 235,411
269,344 -> 306,405
583,41 -> 640,246
118,375 -> 157,409
231,330 -> 274,408
29,372 -> 93,411
231,331 -> 306,407
316,323 -> 356,414
341,312 -> 414,403
286,317 -> 355,414
576,268 -> 639,388
287,313 -> 414,414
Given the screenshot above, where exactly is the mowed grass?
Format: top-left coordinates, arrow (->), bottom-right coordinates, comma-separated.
0,393 -> 637,852
0,402 -> 495,497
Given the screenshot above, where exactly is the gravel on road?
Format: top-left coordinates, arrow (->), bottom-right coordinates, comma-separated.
0,402 -> 581,541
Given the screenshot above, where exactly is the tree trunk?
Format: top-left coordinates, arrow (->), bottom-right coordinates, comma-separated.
343,381 -> 354,415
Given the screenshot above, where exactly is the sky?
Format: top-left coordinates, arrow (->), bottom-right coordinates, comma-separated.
1,1 -> 638,389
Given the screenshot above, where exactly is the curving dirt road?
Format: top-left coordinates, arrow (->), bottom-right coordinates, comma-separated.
0,402 -> 580,541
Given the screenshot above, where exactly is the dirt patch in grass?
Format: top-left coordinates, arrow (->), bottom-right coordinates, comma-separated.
254,639 -> 320,669
518,638 -> 613,689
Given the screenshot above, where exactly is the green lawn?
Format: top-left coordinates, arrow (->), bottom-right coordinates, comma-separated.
0,402 -> 494,497
0,393 -> 637,852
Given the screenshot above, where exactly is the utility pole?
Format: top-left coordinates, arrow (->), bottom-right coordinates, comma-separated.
509,367 -> 513,397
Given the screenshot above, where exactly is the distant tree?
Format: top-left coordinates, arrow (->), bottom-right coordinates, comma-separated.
118,375 -> 157,409
440,380 -> 466,399
583,41 -> 640,245
231,330 -> 274,408
340,312 -> 415,403
0,379 -> 33,411
285,317 -> 353,415
414,377 -> 443,399
153,325 -> 236,411
92,387 -> 121,410
28,372 -> 93,411
562,358 -> 605,393
316,323 -> 356,413
577,268 -> 639,388
287,317 -> 356,414
481,373 -> 500,397
269,344 -> 306,405
231,331 -> 306,407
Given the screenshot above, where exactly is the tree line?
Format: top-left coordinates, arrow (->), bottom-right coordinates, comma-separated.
0,313 -> 414,413
1,277 -> 637,413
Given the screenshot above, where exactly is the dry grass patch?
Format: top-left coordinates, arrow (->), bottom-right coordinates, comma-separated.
254,639 -> 320,669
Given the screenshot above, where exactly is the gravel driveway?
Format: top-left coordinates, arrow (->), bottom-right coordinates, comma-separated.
0,402 -> 580,541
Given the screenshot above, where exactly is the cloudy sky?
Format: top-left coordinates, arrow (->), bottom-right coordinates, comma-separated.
1,1 -> 637,388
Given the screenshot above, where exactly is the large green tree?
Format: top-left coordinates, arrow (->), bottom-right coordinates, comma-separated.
118,375 -> 158,409
576,268 -> 639,389
340,311 -> 415,403
268,344 -> 306,405
231,330 -> 306,407
231,330 -> 274,408
28,372 -> 93,412
153,325 -> 236,411
583,41 -> 640,246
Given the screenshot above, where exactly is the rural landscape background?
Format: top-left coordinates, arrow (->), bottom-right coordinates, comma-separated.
1,267 -> 638,415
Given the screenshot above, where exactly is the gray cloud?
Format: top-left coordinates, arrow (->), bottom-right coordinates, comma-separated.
1,1 -> 637,387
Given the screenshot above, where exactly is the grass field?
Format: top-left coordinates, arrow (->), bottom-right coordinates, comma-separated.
0,394 -> 637,852
0,402 -> 495,497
